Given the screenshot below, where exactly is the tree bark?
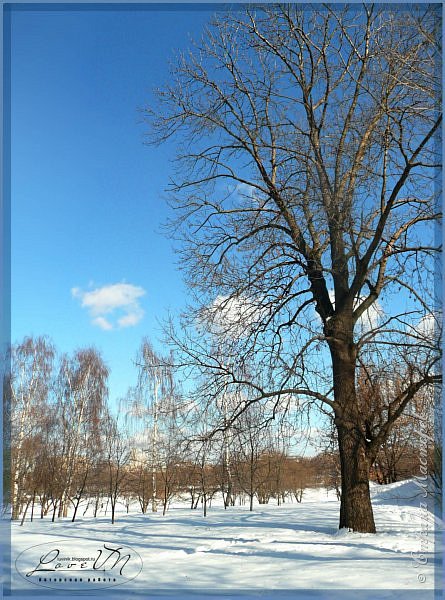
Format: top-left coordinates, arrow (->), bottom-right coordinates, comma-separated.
12,479 -> 21,520
72,496 -> 81,523
51,499 -> 58,522
336,418 -> 375,533
20,498 -> 31,526
30,490 -> 36,522
329,318 -> 376,533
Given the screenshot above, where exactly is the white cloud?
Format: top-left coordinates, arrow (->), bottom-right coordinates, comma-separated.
415,312 -> 441,340
355,298 -> 384,331
235,183 -> 256,199
328,290 -> 384,333
117,308 -> 144,328
92,316 -> 113,331
234,183 -> 268,208
72,282 -> 146,330
203,294 -> 264,339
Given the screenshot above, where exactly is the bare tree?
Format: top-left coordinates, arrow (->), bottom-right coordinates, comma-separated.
263,430 -> 293,506
103,412 -> 130,524
137,341 -> 165,513
283,456 -> 318,503
231,402 -> 272,511
217,392 -> 235,509
125,339 -> 183,514
55,347 -> 108,518
146,4 -> 441,532
157,400 -> 185,515
317,419 -> 343,500
183,400 -> 221,517
9,336 -> 54,519
127,456 -> 153,515
193,440 -> 219,517
355,366 -> 428,485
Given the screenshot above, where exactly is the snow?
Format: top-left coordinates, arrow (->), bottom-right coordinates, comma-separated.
7,481 -> 443,599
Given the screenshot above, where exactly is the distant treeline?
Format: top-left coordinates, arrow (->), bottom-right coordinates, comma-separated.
5,336 -> 439,524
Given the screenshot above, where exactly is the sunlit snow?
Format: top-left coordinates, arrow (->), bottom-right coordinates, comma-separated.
9,480 -> 442,599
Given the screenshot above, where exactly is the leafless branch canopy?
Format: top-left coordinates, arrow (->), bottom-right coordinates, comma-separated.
145,4 -> 441,440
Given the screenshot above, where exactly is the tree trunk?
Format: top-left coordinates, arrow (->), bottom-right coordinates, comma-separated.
330,321 -> 376,533
52,499 -> 59,522
58,496 -> 64,518
336,420 -> 375,533
72,469 -> 88,522
72,494 -> 83,522
224,481 -> 233,509
20,498 -> 31,526
30,491 -> 36,522
12,478 -> 21,521
162,483 -> 169,515
151,381 -> 159,513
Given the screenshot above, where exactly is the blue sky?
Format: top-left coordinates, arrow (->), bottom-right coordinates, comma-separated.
9,4 -> 439,416
10,6 -> 217,408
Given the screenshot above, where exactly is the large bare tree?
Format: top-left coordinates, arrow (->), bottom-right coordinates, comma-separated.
146,4 -> 441,532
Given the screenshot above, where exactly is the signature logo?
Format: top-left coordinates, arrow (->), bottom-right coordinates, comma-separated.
15,539 -> 143,591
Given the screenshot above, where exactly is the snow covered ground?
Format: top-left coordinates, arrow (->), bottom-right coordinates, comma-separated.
7,480 -> 443,600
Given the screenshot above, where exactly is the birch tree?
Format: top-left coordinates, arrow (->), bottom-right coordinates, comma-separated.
55,348 -> 108,517
146,4 -> 442,532
130,339 -> 178,513
9,336 -> 54,520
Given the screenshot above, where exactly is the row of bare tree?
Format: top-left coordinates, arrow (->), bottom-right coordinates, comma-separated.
5,336 -> 109,521
3,331 -> 306,522
6,335 -> 438,524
